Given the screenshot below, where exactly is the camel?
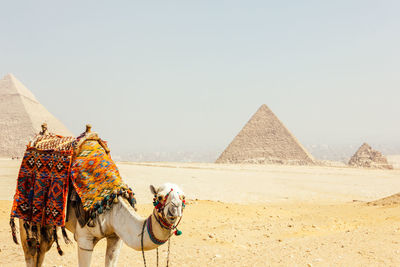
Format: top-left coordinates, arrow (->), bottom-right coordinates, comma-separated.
18,182 -> 185,267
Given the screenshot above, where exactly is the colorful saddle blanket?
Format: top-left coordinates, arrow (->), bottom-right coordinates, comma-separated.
11,133 -> 135,227
70,140 -> 135,218
10,148 -> 73,226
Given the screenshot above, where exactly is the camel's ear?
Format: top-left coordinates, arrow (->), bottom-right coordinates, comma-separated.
150,185 -> 158,195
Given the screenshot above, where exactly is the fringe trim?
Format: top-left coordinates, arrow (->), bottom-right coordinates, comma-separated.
23,221 -> 30,240
88,188 -> 136,224
53,226 -> 64,256
61,227 -> 72,244
10,218 -> 18,244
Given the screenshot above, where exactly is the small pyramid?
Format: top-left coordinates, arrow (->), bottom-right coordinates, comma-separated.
216,104 -> 314,165
0,74 -> 73,157
348,143 -> 393,169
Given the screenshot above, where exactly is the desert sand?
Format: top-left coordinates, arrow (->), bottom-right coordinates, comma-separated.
0,159 -> 399,266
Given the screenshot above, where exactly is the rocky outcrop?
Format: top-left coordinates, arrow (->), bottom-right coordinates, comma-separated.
368,193 -> 400,206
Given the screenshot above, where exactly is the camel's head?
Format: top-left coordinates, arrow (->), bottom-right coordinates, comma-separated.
150,183 -> 185,227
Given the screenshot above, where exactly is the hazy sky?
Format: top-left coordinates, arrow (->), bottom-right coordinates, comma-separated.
1,1 -> 399,157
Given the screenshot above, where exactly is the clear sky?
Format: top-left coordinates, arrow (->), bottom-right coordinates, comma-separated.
1,1 -> 399,159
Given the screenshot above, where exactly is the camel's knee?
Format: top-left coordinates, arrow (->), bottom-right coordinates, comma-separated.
76,236 -> 96,251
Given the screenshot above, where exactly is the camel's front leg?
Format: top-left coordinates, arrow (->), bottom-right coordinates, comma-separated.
105,236 -> 123,267
78,247 -> 94,267
34,245 -> 48,267
75,224 -> 96,267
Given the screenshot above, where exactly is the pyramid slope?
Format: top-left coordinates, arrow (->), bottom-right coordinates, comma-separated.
0,74 -> 38,102
0,74 -> 73,157
348,143 -> 393,169
216,104 -> 314,165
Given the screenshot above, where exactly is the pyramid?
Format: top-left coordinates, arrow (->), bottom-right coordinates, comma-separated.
348,143 -> 393,169
0,74 -> 73,158
216,104 -> 314,165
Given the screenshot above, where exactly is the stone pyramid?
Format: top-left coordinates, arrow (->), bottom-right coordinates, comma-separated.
216,104 -> 314,165
0,74 -> 73,158
348,143 -> 393,169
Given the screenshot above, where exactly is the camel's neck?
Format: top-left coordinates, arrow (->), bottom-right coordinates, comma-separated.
110,197 -> 172,251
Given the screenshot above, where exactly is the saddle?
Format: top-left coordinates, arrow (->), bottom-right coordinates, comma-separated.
10,124 -> 136,247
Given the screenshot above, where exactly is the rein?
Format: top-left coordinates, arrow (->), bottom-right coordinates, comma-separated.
141,212 -> 183,267
141,215 -> 172,267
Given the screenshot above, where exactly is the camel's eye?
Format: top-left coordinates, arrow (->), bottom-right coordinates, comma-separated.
158,196 -> 163,201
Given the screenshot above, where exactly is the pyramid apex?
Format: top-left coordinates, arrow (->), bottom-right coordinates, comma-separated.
0,73 -> 38,102
3,73 -> 16,80
359,143 -> 372,150
256,104 -> 273,114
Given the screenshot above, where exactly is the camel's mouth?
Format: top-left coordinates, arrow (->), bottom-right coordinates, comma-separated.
167,209 -> 177,222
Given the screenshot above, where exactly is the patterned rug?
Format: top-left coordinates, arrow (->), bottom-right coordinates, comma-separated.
70,140 -> 135,219
11,133 -> 135,229
10,148 -> 72,226
30,134 -> 76,151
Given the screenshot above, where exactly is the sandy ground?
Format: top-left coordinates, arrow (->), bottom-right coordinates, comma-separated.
0,159 -> 399,266
387,155 -> 400,169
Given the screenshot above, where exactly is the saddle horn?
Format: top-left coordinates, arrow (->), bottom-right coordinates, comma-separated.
40,123 -> 48,135
85,124 -> 92,133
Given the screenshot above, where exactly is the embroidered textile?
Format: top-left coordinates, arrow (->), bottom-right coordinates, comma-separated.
10,148 -> 72,226
31,134 -> 76,151
11,132 -> 135,228
70,140 -> 135,218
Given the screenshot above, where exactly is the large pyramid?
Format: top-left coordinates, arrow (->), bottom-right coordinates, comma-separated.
348,143 -> 393,169
216,104 -> 315,165
0,74 -> 73,157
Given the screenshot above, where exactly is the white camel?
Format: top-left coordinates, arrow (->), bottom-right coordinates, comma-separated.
18,183 -> 185,267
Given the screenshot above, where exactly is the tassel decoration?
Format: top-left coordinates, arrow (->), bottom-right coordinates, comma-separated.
10,218 -> 18,244
174,229 -> 182,236
23,221 -> 31,240
61,227 -> 72,244
53,226 -> 64,256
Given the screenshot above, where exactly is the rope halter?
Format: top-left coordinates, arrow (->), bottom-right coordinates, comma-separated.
152,188 -> 185,236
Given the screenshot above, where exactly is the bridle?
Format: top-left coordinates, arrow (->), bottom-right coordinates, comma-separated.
141,188 -> 185,267
153,188 -> 185,233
